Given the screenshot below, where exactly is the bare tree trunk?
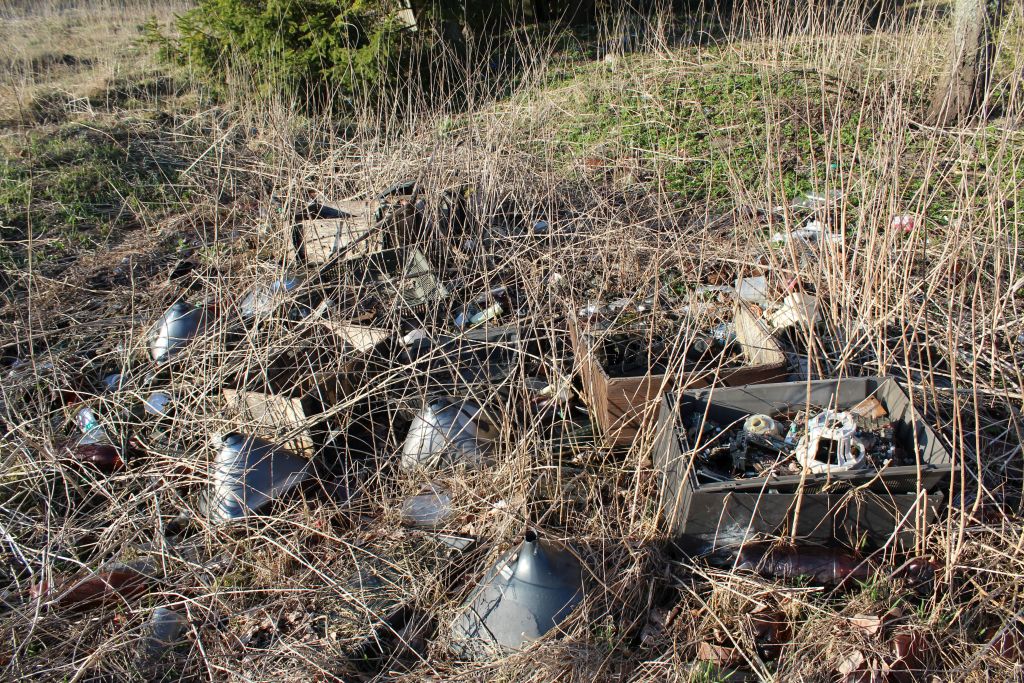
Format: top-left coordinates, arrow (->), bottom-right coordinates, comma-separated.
928,0 -> 1005,126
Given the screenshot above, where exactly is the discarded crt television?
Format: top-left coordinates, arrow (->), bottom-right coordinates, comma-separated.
449,529 -> 585,660
400,397 -> 498,470
149,301 -> 208,364
574,301 -> 788,447
203,433 -> 310,524
653,377 -> 952,550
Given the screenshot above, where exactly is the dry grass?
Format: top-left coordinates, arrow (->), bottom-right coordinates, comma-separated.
0,0 -> 1023,681
0,0 -> 190,124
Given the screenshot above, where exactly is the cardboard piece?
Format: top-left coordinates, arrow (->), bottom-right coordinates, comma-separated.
322,321 -> 392,353
222,389 -> 315,458
573,301 -> 788,446
296,200 -> 379,264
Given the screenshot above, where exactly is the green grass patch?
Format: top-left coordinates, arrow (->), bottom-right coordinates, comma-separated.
0,116 -> 184,267
548,58 -> 872,207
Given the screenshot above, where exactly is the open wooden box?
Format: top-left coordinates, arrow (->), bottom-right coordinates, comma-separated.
572,301 -> 788,446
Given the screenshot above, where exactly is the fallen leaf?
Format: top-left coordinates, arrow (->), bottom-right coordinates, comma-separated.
850,614 -> 883,636
696,640 -> 739,667
837,649 -> 867,676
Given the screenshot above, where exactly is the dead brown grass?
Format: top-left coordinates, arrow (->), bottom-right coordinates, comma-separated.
0,1 -> 1023,682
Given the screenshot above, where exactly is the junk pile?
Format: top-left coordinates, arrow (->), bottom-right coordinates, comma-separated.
4,181 -> 959,679
656,377 -> 951,550
690,394 -> 900,482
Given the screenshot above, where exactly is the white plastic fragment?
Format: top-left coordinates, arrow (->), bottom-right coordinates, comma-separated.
771,220 -> 843,246
794,410 -> 867,474
769,292 -> 820,330
143,392 -> 172,417
734,276 -> 771,305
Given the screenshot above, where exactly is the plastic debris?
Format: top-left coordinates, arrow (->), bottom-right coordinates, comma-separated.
771,220 -> 842,246
794,410 -> 867,474
139,606 -> 187,666
890,214 -> 918,234
204,433 -> 310,523
462,286 -> 521,326
70,406 -> 123,471
788,190 -> 842,212
734,276 -> 771,305
450,529 -> 585,659
143,391 -> 172,417
239,275 -> 303,320
102,373 -> 125,392
769,292 -> 820,329
75,406 -> 109,446
400,398 -> 497,470
400,483 -> 454,528
149,301 -> 207,364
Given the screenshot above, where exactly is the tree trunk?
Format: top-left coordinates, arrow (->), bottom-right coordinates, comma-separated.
927,0 -> 1005,126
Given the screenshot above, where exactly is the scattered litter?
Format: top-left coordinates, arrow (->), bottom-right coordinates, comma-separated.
222,389 -> 315,458
143,391 -> 172,417
401,483 -> 454,528
788,190 -> 842,212
102,373 -> 124,392
453,287 -> 520,329
794,410 -> 868,474
7,175 -> 967,675
401,398 -> 498,470
239,275 -> 303,320
323,320 -> 391,353
149,301 -> 207,364
890,214 -> 918,234
771,219 -> 843,246
734,276 -> 771,305
69,442 -> 123,472
295,200 -> 379,264
734,542 -> 871,587
75,405 -> 110,446
451,529 -> 585,659
139,606 -> 187,667
769,291 -> 820,329
204,433 -> 310,523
